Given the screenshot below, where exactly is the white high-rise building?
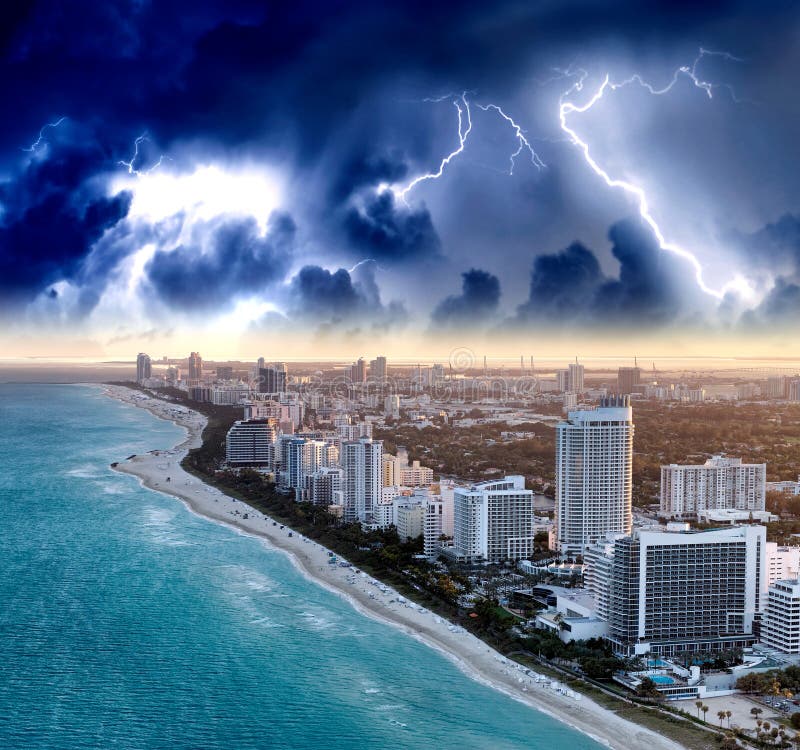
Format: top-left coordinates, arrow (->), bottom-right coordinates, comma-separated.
340,438 -> 383,523
384,394 -> 400,419
284,438 -> 325,492
424,481 -> 455,556
568,362 -> 584,393
451,476 -> 535,563
762,580 -> 800,654
588,526 -> 766,657
660,456 -> 766,518
555,396 -> 634,555
225,419 -> 277,467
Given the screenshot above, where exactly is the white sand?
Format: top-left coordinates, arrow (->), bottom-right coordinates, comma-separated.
103,384 -> 688,750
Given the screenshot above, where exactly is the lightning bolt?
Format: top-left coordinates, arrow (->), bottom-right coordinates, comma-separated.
118,133 -> 168,176
396,93 -> 473,202
475,104 -> 546,174
392,92 -> 545,201
558,48 -> 745,299
21,116 -> 67,152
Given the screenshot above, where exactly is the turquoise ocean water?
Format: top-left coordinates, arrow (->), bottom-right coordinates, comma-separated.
0,384 -> 601,749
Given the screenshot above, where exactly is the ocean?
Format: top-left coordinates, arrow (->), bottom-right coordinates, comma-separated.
0,384 -> 601,749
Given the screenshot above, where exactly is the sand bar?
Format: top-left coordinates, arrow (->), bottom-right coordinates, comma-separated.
102,384 -> 689,750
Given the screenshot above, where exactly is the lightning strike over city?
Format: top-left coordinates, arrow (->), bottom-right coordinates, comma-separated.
557,49 -> 747,299
1,5 -> 800,750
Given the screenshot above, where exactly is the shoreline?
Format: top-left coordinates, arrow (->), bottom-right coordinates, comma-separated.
101,384 -> 686,750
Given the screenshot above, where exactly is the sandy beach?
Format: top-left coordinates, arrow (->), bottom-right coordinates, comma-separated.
103,384 -> 688,750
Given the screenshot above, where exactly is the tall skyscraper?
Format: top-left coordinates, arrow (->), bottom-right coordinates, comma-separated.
660,456 -> 766,518
555,396 -> 634,555
588,526 -> 765,657
617,366 -> 641,395
258,364 -> 287,394
369,356 -> 387,382
348,357 -> 366,384
568,362 -> 584,393
451,476 -> 535,563
340,438 -> 382,523
136,353 -> 151,383
188,352 -> 203,381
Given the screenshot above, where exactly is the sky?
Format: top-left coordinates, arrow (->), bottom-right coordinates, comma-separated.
1,0 -> 799,361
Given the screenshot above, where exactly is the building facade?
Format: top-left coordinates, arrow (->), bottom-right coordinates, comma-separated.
592,526 -> 766,656
136,353 -> 151,383
452,476 -> 535,563
555,396 -> 634,555
225,419 -> 277,467
660,456 -> 766,518
761,580 -> 800,654
339,438 -> 383,523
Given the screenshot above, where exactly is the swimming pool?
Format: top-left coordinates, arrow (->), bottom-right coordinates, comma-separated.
649,675 -> 675,685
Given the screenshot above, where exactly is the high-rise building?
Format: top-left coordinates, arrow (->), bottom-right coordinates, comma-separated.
339,438 -> 383,523
660,456 -> 766,519
762,580 -> 800,654
225,420 -> 277,467
555,396 -> 634,555
348,358 -> 367,384
384,394 -> 400,419
568,362 -> 584,393
424,481 -> 455,556
258,365 -> 287,394
556,368 -> 569,393
216,365 -> 233,380
369,356 -> 387,382
451,476 -> 535,563
303,467 -> 343,506
188,352 -> 203,381
789,379 -> 800,402
285,438 -> 325,493
589,526 -> 766,657
136,353 -> 151,383
617,366 -> 641,395
396,502 -> 425,542
766,375 -> 787,399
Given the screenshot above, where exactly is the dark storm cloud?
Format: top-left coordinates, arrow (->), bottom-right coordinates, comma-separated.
344,191 -> 441,262
734,214 -> 800,280
742,278 -> 800,326
431,268 -> 501,327
513,217 -> 683,326
0,136 -> 132,306
144,213 -> 295,312
1,0 -> 798,328
287,260 -> 406,327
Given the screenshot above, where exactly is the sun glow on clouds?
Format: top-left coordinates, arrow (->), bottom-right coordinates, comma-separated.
111,163 -> 284,230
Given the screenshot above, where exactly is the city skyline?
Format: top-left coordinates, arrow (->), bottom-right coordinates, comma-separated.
1,4 -> 799,359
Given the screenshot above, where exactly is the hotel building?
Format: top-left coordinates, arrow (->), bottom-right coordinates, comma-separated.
587,526 -> 766,657
555,396 -> 634,555
451,476 -> 535,563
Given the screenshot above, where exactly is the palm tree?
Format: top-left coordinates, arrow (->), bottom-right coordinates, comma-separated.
696,699 -> 704,718
717,710 -> 726,727
702,705 -> 709,723
725,710 -> 732,728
